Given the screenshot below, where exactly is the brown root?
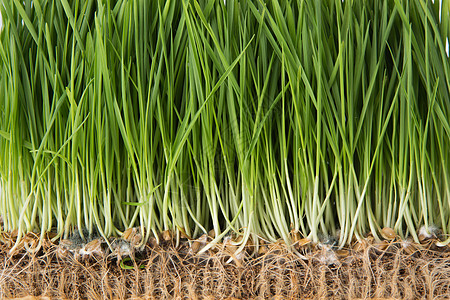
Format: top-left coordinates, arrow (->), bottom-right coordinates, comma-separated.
1,233 -> 450,299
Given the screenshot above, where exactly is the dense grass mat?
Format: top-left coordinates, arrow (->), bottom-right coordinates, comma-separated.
1,0 -> 450,266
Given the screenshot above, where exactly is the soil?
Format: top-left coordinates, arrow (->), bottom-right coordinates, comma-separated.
0,231 -> 450,299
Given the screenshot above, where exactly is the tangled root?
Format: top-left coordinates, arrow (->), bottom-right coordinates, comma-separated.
1,233 -> 450,299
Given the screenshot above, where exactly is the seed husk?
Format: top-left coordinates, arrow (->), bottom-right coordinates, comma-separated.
374,240 -> 390,251
162,230 -> 172,241
122,228 -> 134,241
335,249 -> 350,258
190,241 -> 201,254
380,228 -> 396,240
352,241 -> 368,252
258,245 -> 268,256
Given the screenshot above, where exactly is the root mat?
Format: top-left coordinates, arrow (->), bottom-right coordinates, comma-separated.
1,234 -> 450,299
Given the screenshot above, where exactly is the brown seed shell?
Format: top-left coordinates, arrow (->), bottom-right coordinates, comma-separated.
162,230 -> 172,241
335,249 -> 349,258
291,231 -> 301,243
380,227 -> 396,240
131,233 -> 142,246
180,228 -> 190,239
418,233 -> 427,243
85,239 -> 102,252
258,245 -> 268,256
374,240 -> 389,250
59,239 -> 73,249
24,237 -> 39,253
225,242 -> 237,253
296,238 -> 311,247
191,241 -> 201,253
122,228 -> 134,240
149,237 -> 158,248
199,234 -> 208,243
352,240 -> 368,252
403,244 -> 417,255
